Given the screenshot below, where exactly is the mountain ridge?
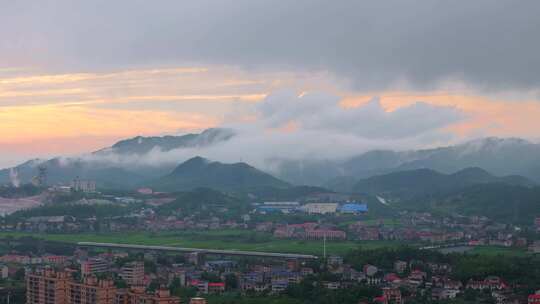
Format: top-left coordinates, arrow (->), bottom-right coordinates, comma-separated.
2,135 -> 540,191
95,128 -> 235,155
349,167 -> 535,201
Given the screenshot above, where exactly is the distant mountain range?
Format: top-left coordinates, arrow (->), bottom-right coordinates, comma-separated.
331,166 -> 538,225
150,156 -> 289,192
2,129 -> 540,193
0,128 -> 235,189
2,130 -> 539,224
285,137 -> 540,186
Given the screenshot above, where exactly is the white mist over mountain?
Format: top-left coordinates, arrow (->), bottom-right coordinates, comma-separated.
9,168 -> 20,188
73,91 -> 465,171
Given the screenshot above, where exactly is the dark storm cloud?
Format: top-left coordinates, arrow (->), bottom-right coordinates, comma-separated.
1,0 -> 539,91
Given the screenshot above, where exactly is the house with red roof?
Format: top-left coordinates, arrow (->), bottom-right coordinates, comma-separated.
528,291 -> 540,303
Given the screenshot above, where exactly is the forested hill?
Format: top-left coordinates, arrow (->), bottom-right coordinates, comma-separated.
150,156 -> 289,192
352,167 -> 534,200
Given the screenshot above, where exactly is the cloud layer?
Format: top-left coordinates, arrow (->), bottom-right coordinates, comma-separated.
2,1 -> 540,92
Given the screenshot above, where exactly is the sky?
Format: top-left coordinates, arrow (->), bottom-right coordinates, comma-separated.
1,0 -> 540,168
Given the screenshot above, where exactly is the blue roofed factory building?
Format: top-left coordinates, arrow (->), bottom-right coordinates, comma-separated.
339,203 -> 368,214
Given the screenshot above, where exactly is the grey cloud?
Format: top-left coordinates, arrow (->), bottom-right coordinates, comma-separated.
2,1 -> 540,91
253,91 -> 464,139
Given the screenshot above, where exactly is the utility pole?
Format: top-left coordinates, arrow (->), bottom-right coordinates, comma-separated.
323,232 -> 327,259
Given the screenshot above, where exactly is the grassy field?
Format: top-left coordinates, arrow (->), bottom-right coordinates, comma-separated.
0,230 -> 530,257
0,230 -> 401,256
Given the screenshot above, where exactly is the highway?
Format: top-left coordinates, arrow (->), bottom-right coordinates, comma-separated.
77,242 -> 319,260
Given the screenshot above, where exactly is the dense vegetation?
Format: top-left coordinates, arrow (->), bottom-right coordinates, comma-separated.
409,184 -> 540,224
346,247 -> 540,291
151,156 -> 289,192
0,184 -> 41,198
155,188 -> 248,218
0,236 -> 76,256
338,167 -> 540,225
353,167 -> 533,200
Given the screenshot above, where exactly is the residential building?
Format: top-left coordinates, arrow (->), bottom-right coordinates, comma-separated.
137,188 -> 153,195
529,291 -> 540,304
26,269 -> 70,304
271,280 -> 289,293
67,276 -> 116,304
0,264 -> 8,279
81,258 -> 108,276
116,286 -> 180,304
71,178 -> 96,193
26,269 -> 180,304
189,280 -> 209,294
327,255 -> 343,266
432,288 -> 459,300
322,281 -> 340,289
364,265 -> 378,277
208,282 -> 225,294
529,241 -> 540,254
394,261 -> 407,274
382,287 -> 403,304
466,276 -> 507,290
120,261 -> 144,286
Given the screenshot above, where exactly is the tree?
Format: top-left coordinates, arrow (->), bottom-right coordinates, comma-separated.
225,273 -> 238,290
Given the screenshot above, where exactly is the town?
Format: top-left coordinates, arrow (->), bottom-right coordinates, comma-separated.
0,233 -> 539,304
0,180 -> 539,304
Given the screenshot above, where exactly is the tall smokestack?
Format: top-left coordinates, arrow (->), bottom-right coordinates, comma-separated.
9,168 -> 20,188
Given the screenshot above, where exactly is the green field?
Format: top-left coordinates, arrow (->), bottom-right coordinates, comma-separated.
0,230 -> 530,257
0,230 -> 400,256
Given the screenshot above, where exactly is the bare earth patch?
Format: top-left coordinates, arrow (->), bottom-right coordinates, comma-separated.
0,195 -> 43,215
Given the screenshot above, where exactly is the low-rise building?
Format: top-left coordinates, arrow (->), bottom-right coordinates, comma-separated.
301,203 -> 339,214
305,229 -> 346,240
339,203 -> 368,214
271,280 -> 289,293
394,260 -> 407,274
529,291 -> 540,304
0,264 -> 8,279
71,178 -> 96,193
432,288 -> 459,300
382,287 -> 403,304
257,202 -> 300,214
